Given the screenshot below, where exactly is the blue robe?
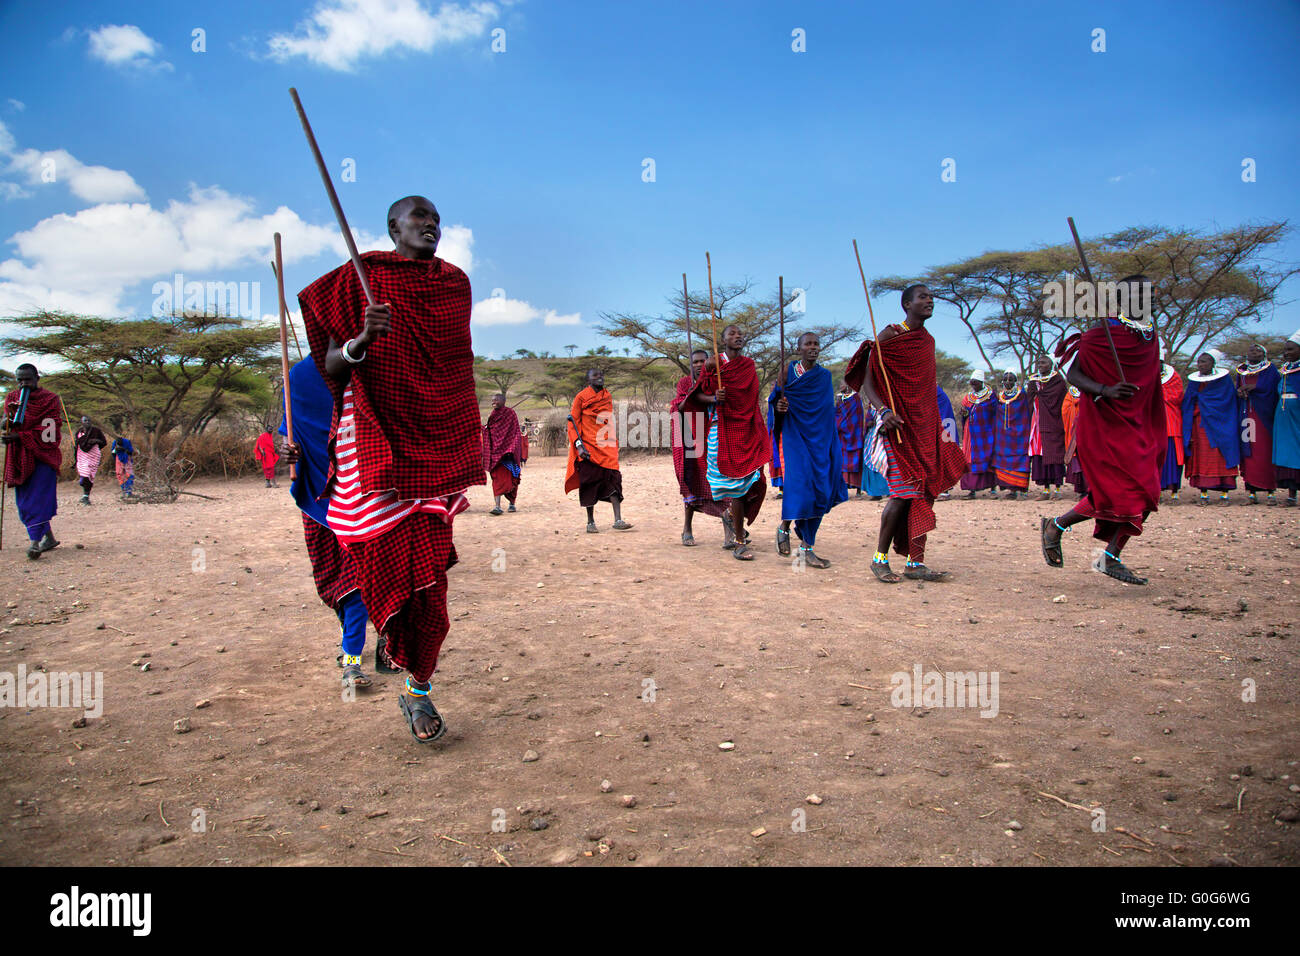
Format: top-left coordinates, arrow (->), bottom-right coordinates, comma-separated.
1181,373 -> 1241,469
1274,365 -> 1300,471
278,355 -> 335,527
766,363 -> 847,522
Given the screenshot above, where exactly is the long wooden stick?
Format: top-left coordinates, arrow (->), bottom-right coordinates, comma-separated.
778,276 -> 786,389
289,87 -> 375,307
271,261 -> 304,360
682,273 -> 693,372
852,239 -> 896,414
1067,217 -> 1126,385
706,252 -> 721,381
274,233 -> 296,481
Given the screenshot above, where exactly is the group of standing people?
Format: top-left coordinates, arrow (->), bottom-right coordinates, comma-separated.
960,359 -> 1073,500
956,334 -> 1300,508
1178,340 -> 1300,505
1,364 -> 137,560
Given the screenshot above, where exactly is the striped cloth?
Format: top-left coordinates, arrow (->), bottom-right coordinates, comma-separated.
76,445 -> 102,480
327,386 -> 468,544
707,404 -> 762,498
882,432 -> 922,498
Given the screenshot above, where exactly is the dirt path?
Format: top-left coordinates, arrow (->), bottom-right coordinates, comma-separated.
1,455 -> 1296,866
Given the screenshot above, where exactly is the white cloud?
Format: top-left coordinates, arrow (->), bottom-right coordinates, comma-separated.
433,224 -> 473,273
0,119 -> 146,203
6,148 -> 147,203
87,24 -> 172,70
268,0 -> 498,71
0,185 -> 391,319
6,100 -> 24,112
472,293 -> 579,328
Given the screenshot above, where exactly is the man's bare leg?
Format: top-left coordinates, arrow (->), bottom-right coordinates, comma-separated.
871,497 -> 908,583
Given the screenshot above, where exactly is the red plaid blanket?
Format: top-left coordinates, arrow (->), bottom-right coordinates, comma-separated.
3,387 -> 63,487
691,354 -> 770,477
298,251 -> 485,500
845,325 -> 968,553
482,405 -> 523,472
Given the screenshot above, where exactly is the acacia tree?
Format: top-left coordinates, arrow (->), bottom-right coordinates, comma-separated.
3,310 -> 279,455
476,363 -> 523,400
873,222 -> 1299,376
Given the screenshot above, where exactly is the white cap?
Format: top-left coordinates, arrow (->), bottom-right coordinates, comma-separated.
1003,368 -> 1017,378
1290,329 -> 1300,345
1208,348 -> 1228,368
971,369 -> 985,383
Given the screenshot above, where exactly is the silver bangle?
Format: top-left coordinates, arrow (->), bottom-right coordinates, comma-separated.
341,338 -> 366,364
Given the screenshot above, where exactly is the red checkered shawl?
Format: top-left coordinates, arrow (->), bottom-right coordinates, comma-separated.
845,325 -> 968,551
482,405 -> 523,472
670,373 -> 711,500
690,354 -> 770,478
1056,323 -> 1164,540
3,387 -> 63,487
298,251 -> 485,500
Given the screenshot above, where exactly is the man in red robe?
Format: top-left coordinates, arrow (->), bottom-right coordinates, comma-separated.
1041,276 -> 1165,584
1159,347 -> 1184,500
3,364 -> 64,560
670,349 -> 725,545
482,393 -> 524,515
846,285 -> 968,583
299,195 -> 485,743
688,325 -> 769,560
254,429 -> 279,487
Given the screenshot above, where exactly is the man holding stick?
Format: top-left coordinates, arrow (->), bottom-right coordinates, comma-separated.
670,349 -> 725,545
1040,275 -> 1164,584
845,285 -> 967,583
279,354 -> 379,690
299,195 -> 484,742
3,364 -> 63,560
769,332 -> 846,567
689,323 -> 769,560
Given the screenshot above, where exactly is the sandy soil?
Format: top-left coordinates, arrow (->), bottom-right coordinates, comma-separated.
1,454 -> 1297,867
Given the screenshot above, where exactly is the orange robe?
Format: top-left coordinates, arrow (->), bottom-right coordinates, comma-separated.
563,386 -> 619,495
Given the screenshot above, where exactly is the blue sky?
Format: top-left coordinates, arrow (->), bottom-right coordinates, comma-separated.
2,0 -> 1298,368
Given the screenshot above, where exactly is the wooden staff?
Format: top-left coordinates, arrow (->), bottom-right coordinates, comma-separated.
682,273 -> 693,374
274,233 -> 296,480
852,239 -> 896,416
705,252 -> 721,383
289,87 -> 375,307
270,261 -> 304,360
778,276 -> 786,390
1067,216 -> 1127,386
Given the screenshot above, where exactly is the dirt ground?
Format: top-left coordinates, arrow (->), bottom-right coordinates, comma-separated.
1,454 -> 1297,867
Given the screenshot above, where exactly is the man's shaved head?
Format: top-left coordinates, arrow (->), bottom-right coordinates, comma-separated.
387,195 -> 442,260
387,196 -> 427,227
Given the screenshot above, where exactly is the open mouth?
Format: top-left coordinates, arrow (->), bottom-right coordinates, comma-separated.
421,230 -> 437,241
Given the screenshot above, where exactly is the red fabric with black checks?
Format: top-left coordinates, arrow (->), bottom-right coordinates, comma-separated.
301,513 -> 361,610
297,251 -> 486,500
345,512 -> 457,682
